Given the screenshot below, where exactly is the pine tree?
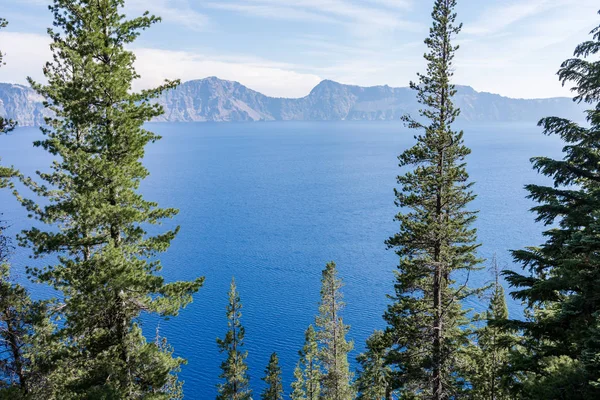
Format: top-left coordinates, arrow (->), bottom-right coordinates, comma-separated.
261,352 -> 284,400
16,1 -> 204,397
153,325 -> 184,400
291,363 -> 306,400
217,278 -> 252,400
382,1 -> 481,398
356,331 -> 393,400
504,10 -> 600,398
0,221 -> 28,396
0,220 -> 54,399
465,257 -> 513,400
291,325 -> 321,400
316,261 -> 354,400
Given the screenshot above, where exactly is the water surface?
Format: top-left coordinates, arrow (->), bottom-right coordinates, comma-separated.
0,121 -> 563,397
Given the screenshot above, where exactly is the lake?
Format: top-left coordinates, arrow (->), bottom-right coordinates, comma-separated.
0,121 -> 563,397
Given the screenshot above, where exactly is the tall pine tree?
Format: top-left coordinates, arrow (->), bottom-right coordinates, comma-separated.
382,0 -> 481,398
261,352 -> 284,400
316,261 -> 354,400
217,278 -> 252,400
504,10 -> 600,399
16,0 -> 204,397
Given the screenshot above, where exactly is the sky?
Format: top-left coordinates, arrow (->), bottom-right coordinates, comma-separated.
0,0 -> 598,99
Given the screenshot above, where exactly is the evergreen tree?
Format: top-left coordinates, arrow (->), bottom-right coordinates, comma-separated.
465,257 -> 513,400
0,221 -> 54,399
316,261 -> 354,400
355,331 -> 393,400
382,1 -> 481,398
0,221 -> 28,396
16,0 -> 204,397
291,363 -> 306,400
261,352 -> 284,400
217,278 -> 252,400
153,325 -> 184,400
504,10 -> 600,398
291,325 -> 321,400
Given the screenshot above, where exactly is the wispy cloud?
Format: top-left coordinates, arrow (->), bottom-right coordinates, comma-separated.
454,0 -> 599,98
0,31 -> 322,98
204,0 -> 422,35
126,0 -> 211,31
132,48 -> 322,97
463,0 -> 574,36
364,0 -> 414,10
0,32 -> 51,85
204,3 -> 341,25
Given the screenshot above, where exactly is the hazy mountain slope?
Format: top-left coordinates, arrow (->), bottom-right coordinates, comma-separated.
0,83 -> 50,126
0,77 -> 585,125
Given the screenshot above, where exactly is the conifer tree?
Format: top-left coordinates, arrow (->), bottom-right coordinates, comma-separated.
291,325 -> 321,400
16,0 -> 204,397
465,257 -> 513,400
504,10 -> 600,398
382,0 -> 481,398
316,261 -> 354,400
291,363 -> 306,400
0,23 -> 44,397
356,331 -> 393,400
0,221 -> 54,399
261,352 -> 284,400
0,222 -> 28,396
217,278 -> 252,400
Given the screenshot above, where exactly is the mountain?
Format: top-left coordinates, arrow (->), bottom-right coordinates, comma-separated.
0,83 -> 50,126
0,77 -> 586,126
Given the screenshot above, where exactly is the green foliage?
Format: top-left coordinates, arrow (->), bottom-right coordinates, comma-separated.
153,328 -> 184,400
504,10 -> 600,398
464,257 -> 514,400
261,352 -> 284,400
291,363 -> 306,400
13,1 -> 203,397
0,221 -> 54,399
355,331 -> 393,400
382,0 -> 482,398
291,325 -> 321,400
217,278 -> 252,400
316,261 -> 354,400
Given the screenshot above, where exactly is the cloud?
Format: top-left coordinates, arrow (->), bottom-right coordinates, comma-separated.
132,48 -> 322,98
454,0 -> 599,98
365,0 -> 413,10
126,0 -> 210,31
0,32 -> 51,86
2,0 -> 600,100
205,0 -> 422,35
204,3 -> 341,25
0,31 -> 321,98
462,0 -> 586,36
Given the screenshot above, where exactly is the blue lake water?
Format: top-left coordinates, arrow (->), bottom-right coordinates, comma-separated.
0,121 -> 563,398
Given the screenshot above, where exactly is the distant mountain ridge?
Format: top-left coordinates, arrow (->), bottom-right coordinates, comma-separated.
0,77 -> 585,126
